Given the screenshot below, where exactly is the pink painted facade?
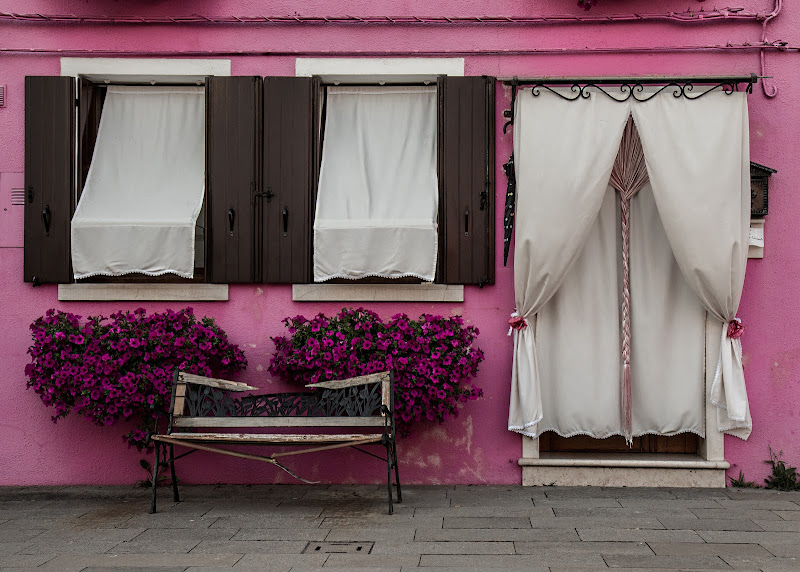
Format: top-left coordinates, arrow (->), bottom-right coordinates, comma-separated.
0,0 -> 798,487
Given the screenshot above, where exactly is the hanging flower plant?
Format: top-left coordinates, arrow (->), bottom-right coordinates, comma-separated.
269,307 -> 484,437
25,308 -> 247,450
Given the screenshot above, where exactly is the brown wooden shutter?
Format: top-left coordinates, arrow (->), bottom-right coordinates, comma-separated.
24,76 -> 75,284
261,76 -> 317,283
436,76 -> 495,286
206,76 -> 262,283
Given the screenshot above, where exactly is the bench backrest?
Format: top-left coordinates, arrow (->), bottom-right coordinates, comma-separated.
169,370 -> 394,429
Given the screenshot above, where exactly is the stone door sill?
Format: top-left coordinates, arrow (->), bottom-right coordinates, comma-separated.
519,453 -> 729,487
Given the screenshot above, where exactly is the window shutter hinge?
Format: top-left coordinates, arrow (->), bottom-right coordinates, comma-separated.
478,276 -> 487,289
480,187 -> 489,211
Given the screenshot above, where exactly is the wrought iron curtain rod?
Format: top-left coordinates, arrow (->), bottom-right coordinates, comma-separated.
502,73 -> 761,133
501,74 -> 762,86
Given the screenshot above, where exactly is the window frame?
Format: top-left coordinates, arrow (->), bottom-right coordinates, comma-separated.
56,58 -> 231,300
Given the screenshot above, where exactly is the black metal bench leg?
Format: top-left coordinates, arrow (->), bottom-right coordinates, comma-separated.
385,441 -> 394,515
392,440 -> 402,503
169,444 -> 180,502
149,441 -> 160,514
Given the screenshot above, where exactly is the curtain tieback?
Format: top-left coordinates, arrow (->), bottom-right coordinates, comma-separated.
507,312 -> 527,336
727,317 -> 744,339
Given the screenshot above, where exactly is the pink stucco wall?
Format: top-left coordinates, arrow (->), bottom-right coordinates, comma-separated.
1,0 -> 798,487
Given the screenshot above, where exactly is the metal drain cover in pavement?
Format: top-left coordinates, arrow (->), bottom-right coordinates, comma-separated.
303,541 -> 374,554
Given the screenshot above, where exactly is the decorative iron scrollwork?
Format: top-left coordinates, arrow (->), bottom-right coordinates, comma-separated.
186,382 -> 384,418
528,80 -> 752,103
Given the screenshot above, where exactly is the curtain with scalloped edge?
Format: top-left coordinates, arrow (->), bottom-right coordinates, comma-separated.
633,91 -> 752,439
509,89 -> 630,436
313,86 -> 439,282
71,86 -> 205,279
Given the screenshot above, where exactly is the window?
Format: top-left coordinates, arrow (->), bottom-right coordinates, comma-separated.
24,70 -> 495,288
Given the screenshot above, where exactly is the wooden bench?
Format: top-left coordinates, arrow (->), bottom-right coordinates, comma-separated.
149,370 -> 401,514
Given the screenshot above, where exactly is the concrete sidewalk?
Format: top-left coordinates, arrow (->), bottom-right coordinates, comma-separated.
1,484 -> 799,571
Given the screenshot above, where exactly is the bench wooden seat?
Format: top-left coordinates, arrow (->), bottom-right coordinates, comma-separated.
148,370 -> 401,514
157,432 -> 385,445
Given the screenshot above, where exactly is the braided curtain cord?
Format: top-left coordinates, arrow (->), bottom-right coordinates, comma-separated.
608,116 -> 650,445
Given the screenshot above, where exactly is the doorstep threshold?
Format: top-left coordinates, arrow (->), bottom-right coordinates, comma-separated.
519,452 -> 729,470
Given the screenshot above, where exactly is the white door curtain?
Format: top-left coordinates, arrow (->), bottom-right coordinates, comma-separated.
313,86 -> 439,282
72,86 -> 206,279
509,87 -> 751,440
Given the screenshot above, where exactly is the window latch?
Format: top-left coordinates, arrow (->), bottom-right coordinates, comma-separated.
480,188 -> 489,211
253,186 -> 274,204
27,186 -> 34,204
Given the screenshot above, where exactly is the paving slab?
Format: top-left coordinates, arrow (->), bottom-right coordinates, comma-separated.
513,540 -> 652,556
775,510 -> 800,520
0,554 -> 56,567
691,508 -> 783,521
603,554 -> 730,569
697,530 -> 800,544
190,539 -> 309,554
39,552 -> 242,570
210,516 -> 324,529
370,540 -> 515,554
576,528 -> 704,543
759,543 -> 800,557
324,527 -> 416,541
533,497 -> 623,508
554,507 -> 697,519
753,519 -> 800,531
414,506 -> 554,518
442,516 -> 531,528
232,528 -> 330,541
656,517 -> 762,531
324,554 -> 421,568
646,542 -> 773,557
419,553 -> 607,567
415,528 -> 579,542
715,500 -> 800,511
721,555 -> 800,570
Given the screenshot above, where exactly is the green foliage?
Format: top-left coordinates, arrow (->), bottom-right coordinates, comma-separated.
764,447 -> 800,491
729,469 -> 758,489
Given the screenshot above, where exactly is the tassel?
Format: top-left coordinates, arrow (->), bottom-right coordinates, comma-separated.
622,363 -> 633,446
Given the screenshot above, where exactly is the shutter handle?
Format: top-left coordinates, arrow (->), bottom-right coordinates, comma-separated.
27,186 -> 34,204
464,207 -> 469,237
42,205 -> 51,236
282,206 -> 288,237
227,208 -> 235,234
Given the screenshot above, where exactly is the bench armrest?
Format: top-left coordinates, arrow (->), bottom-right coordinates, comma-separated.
305,371 -> 390,390
179,372 -> 257,392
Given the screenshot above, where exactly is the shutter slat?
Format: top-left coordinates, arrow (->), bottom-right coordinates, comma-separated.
24,76 -> 75,284
262,76 -> 316,283
206,76 -> 261,283
437,76 -> 495,285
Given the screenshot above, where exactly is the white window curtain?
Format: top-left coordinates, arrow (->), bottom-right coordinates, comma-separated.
313,86 -> 438,282
509,87 -> 752,440
71,86 -> 206,279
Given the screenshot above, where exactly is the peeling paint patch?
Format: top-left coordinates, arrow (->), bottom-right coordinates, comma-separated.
248,343 -> 257,348
255,287 -> 264,296
256,364 -> 264,372
427,454 -> 442,468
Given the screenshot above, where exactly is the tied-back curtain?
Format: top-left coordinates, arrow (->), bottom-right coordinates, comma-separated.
314,86 -> 438,282
509,89 -> 630,436
71,86 -> 205,279
633,91 -> 752,438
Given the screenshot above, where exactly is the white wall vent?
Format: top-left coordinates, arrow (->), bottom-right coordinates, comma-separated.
0,85 -> 5,108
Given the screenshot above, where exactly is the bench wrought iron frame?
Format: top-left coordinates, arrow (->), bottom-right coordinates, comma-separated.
149,370 -> 401,514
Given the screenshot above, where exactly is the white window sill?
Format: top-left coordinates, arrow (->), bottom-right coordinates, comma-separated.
58,284 -> 229,302
292,283 -> 464,302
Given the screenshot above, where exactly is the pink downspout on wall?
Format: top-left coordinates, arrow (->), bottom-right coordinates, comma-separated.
0,0 -> 798,487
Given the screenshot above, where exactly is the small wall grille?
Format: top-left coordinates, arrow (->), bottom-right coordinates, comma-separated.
0,85 -> 5,108
11,188 -> 25,206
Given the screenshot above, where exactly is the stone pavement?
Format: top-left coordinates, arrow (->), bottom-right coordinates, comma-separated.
1,484 -> 799,571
